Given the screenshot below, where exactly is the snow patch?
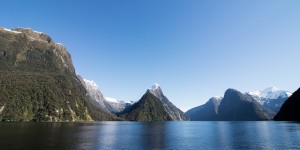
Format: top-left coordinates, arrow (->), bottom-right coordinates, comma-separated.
248,91 -> 261,97
150,83 -> 160,90
57,43 -> 64,46
83,79 -> 99,91
22,28 -> 43,34
105,97 -> 120,103
213,96 -> 223,100
2,28 -> 21,34
125,101 -> 135,104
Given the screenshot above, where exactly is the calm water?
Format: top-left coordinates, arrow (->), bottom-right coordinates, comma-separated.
0,121 -> 300,150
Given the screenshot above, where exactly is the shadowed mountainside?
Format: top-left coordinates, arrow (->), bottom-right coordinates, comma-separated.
274,88 -> 300,121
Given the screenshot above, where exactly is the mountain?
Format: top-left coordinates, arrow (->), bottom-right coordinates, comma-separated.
119,84 -> 189,121
0,27 -> 117,121
119,90 -> 172,121
247,87 -> 291,119
77,76 -> 133,114
148,84 -> 188,121
77,75 -> 107,110
218,89 -> 269,121
185,97 -> 222,121
105,97 -> 134,114
274,88 -> 300,121
186,87 -> 290,121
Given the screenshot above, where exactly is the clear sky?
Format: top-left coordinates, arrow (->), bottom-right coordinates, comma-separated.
1,0 -> 300,111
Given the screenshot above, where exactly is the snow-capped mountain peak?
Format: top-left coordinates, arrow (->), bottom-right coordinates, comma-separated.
149,83 -> 160,90
83,79 -> 99,91
78,75 -> 134,114
248,87 -> 291,100
261,87 -> 279,98
246,87 -> 292,118
148,83 -> 164,100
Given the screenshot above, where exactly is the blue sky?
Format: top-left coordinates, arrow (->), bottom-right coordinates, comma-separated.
1,0 -> 300,111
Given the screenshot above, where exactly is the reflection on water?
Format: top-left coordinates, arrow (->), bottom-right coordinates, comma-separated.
140,122 -> 166,149
0,121 -> 300,149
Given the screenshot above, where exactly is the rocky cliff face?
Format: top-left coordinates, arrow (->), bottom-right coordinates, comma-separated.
0,27 -> 75,74
0,27 -> 116,121
149,84 -> 189,121
218,89 -> 269,121
77,76 -> 133,114
77,75 -> 108,110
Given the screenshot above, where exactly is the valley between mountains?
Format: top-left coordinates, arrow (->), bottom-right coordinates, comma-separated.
0,27 -> 298,122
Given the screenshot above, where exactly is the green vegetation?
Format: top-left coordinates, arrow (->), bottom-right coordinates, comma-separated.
119,91 -> 172,121
0,73 -> 86,121
0,28 -> 116,121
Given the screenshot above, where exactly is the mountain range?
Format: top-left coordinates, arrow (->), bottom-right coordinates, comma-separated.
186,87 -> 291,121
0,26 -> 187,122
185,97 -> 222,121
0,26 -> 299,122
77,75 -> 133,114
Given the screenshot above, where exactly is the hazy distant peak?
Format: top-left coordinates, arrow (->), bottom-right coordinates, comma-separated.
207,96 -> 222,107
247,87 -> 292,100
263,87 -> 279,92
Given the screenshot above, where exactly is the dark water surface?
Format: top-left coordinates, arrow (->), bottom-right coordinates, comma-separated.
0,121 -> 299,150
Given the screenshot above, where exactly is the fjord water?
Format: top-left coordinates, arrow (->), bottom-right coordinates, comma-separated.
0,122 -> 299,150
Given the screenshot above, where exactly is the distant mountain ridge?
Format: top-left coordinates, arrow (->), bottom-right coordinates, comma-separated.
77,76 -> 133,114
186,87 -> 291,121
185,97 -> 222,121
247,87 -> 291,100
246,87 -> 291,118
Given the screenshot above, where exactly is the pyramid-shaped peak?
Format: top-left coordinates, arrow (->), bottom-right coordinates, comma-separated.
150,83 -> 160,90
147,83 -> 164,101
